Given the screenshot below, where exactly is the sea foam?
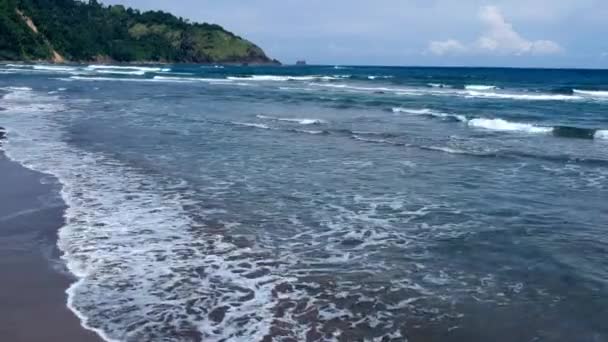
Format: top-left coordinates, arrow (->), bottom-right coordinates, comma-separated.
0,87 -> 285,342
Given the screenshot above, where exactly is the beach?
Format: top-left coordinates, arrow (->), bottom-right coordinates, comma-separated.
0,149 -> 101,342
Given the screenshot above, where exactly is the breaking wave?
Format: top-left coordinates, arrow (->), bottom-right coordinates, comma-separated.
392,107 -> 468,122
572,89 -> 608,98
465,85 -> 498,91
468,118 -> 553,134
227,75 -> 338,82
256,114 -> 326,125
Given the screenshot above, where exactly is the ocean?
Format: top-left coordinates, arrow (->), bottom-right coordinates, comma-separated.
1,63 -> 607,342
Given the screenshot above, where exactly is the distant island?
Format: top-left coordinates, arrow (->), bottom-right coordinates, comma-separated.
0,0 -> 279,64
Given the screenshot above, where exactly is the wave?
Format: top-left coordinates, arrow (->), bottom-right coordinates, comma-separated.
152,76 -> 232,83
289,129 -> 328,135
314,81 -> 595,103
392,107 -> 467,122
227,75 -> 338,82
573,89 -> 608,98
427,83 -> 451,88
230,122 -> 271,129
86,65 -> 169,73
367,75 -> 393,80
33,65 -> 79,72
465,85 -> 497,91
94,69 -> 146,76
256,114 -> 326,125
468,118 -> 552,134
65,76 -> 151,82
466,90 -> 583,101
469,119 -> 608,140
595,130 -> 608,140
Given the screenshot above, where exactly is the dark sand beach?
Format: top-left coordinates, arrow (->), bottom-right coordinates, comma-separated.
0,149 -> 102,342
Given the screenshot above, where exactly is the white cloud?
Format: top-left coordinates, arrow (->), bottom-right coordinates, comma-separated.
429,5 -> 563,56
428,39 -> 467,56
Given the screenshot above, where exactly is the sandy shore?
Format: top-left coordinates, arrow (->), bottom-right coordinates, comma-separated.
0,150 -> 103,342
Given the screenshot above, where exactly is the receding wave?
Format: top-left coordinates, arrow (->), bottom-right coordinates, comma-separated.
256,114 -> 326,125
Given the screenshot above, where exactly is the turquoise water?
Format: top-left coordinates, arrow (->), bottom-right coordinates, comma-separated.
1,63 -> 607,341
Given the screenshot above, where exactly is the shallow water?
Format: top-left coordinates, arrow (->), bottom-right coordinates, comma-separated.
1,63 -> 607,341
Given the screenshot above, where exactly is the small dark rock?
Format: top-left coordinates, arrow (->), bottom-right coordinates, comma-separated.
208,306 -> 229,323
341,238 -> 364,247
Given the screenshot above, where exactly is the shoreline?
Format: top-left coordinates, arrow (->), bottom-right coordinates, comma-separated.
0,144 -> 103,342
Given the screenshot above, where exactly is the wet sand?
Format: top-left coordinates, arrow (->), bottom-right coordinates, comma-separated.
0,150 -> 102,342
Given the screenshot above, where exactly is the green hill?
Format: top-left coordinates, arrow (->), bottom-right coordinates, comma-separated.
0,0 -> 278,64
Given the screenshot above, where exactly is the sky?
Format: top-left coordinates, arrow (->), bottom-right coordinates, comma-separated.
103,0 -> 608,68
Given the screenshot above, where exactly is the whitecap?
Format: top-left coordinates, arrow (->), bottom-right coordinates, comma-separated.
392,107 -> 433,115
231,122 -> 270,129
392,107 -> 467,122
595,130 -> 608,140
94,69 -> 146,76
465,85 -> 497,91
33,65 -> 79,72
86,65 -> 167,73
468,118 -> 552,134
573,89 -> 608,98
228,75 -> 337,82
256,114 -> 326,125
153,76 -> 232,83
466,90 -> 582,101
67,76 -> 150,82
428,83 -> 451,88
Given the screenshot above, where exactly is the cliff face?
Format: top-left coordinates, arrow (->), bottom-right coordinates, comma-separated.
0,0 -> 278,64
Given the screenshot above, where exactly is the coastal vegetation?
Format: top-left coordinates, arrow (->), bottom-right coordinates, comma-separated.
0,0 -> 277,64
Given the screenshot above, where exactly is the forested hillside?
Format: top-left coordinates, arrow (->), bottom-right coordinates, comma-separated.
0,0 -> 277,64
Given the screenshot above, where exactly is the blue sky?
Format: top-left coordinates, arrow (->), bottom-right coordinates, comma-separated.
104,0 -> 608,68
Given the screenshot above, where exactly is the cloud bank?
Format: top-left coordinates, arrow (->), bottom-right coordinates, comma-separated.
429,6 -> 563,56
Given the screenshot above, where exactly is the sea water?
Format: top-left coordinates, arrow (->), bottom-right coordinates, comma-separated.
1,63 -> 607,341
